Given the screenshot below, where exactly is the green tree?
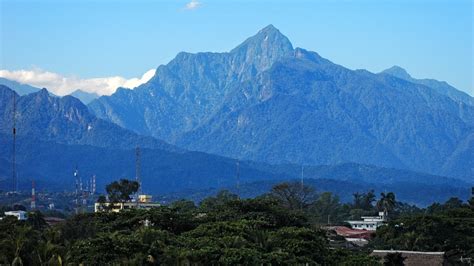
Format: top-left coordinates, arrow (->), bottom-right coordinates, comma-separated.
200,190 -> 238,211
353,190 -> 376,210
106,179 -> 139,203
310,192 -> 347,224
377,192 -> 396,214
270,182 -> 316,210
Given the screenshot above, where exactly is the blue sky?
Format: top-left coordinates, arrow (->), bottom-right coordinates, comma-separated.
0,0 -> 472,96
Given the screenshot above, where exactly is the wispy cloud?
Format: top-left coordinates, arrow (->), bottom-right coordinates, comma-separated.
0,68 -> 156,96
184,0 -> 201,10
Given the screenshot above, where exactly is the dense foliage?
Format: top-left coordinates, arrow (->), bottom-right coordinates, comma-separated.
0,182 -> 472,265
370,198 -> 474,264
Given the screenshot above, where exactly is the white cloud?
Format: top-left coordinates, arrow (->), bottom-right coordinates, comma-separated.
184,0 -> 201,10
0,68 -> 156,96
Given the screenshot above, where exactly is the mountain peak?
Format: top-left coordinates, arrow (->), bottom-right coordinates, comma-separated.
382,65 -> 412,80
231,24 -> 293,55
228,25 -> 293,78
258,24 -> 278,34
37,88 -> 51,98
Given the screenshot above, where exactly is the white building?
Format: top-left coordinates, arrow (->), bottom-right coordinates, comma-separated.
346,211 -> 386,231
4,210 -> 28,220
94,195 -> 160,213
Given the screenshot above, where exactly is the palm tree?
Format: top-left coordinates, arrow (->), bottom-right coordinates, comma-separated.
377,192 -> 396,215
9,225 -> 32,265
36,228 -> 64,265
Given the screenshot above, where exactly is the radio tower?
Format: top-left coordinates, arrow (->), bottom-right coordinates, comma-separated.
135,147 -> 142,196
91,174 -> 96,195
236,160 -> 240,198
301,165 -> 304,188
31,179 -> 36,210
12,92 -> 17,193
74,167 -> 81,214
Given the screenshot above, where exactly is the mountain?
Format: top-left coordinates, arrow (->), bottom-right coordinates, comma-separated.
89,25 -> 294,140
70,89 -> 99,104
381,65 -> 474,106
0,77 -> 40,95
0,133 -> 283,193
88,25 -> 474,180
0,86 -> 176,151
0,83 -> 470,205
0,134 -> 469,206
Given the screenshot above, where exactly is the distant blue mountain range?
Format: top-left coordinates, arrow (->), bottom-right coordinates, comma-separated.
0,25 -> 472,205
0,78 -> 99,104
70,89 -> 99,104
87,25 -> 474,180
0,77 -> 40,95
0,85 -> 470,205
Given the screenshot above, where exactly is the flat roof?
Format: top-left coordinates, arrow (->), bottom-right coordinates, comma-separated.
346,220 -> 382,224
372,250 -> 445,255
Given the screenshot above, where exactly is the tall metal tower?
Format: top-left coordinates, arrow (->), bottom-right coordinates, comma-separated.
12,92 -> 17,193
74,167 -> 81,214
31,179 -> 36,210
301,165 -> 304,188
135,147 -> 142,196
236,160 -> 240,198
91,174 -> 96,195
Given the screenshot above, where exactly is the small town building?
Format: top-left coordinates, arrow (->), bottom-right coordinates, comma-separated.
327,226 -> 374,247
94,194 -> 160,212
4,210 -> 28,220
346,211 -> 386,231
371,250 -> 446,266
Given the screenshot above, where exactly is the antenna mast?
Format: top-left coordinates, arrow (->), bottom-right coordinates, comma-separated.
12,93 -> 17,192
31,179 -> 36,210
91,174 -> 96,195
236,160 -> 240,198
136,147 -> 141,195
301,165 -> 304,188
74,167 -> 81,214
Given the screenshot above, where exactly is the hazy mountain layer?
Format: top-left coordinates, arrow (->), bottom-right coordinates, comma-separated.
70,89 -> 100,104
0,134 -> 469,206
0,77 -> 40,95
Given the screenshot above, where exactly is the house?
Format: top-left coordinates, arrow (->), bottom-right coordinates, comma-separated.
346,211 -> 386,231
371,250 -> 446,266
4,210 -> 28,220
327,226 -> 374,247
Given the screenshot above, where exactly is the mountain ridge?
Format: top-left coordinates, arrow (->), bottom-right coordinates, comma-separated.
381,65 -> 474,106
0,85 -> 178,152
84,25 -> 473,180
